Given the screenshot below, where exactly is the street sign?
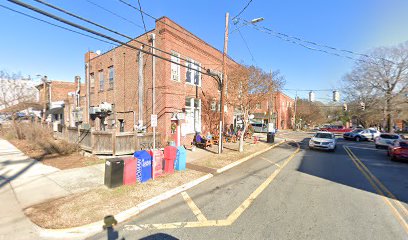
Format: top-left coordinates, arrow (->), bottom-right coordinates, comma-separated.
151,114 -> 157,127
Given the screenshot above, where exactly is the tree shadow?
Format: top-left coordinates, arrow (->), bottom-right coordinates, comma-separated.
296,137 -> 408,205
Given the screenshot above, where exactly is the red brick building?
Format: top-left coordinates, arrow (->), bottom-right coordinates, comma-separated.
252,91 -> 294,130
36,78 -> 84,125
83,17 -> 238,146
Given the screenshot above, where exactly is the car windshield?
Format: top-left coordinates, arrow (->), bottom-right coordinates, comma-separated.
352,129 -> 362,133
315,133 -> 333,139
380,134 -> 399,139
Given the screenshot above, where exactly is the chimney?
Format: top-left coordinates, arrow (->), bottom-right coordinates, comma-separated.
85,51 -> 98,62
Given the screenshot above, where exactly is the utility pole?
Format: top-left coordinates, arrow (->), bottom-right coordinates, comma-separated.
151,33 -> 156,149
42,76 -> 48,123
293,91 -> 298,130
219,12 -> 229,153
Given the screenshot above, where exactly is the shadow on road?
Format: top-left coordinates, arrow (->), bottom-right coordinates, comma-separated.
296,137 -> 408,205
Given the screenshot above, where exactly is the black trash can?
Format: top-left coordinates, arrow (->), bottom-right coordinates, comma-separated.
104,158 -> 124,188
267,132 -> 275,143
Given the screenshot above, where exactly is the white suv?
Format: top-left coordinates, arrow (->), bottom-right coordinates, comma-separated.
375,133 -> 403,149
309,131 -> 337,152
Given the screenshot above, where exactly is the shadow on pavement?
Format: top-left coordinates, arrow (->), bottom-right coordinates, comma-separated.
139,233 -> 179,240
296,137 -> 408,205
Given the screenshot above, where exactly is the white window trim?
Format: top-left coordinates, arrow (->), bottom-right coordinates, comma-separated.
171,51 -> 180,82
185,59 -> 201,87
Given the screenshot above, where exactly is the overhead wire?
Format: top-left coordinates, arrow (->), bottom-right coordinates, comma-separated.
84,0 -> 144,30
136,0 -> 147,32
33,0 -> 209,70
117,0 -> 236,61
7,0 -> 216,78
239,18 -> 395,65
0,4 -> 117,46
236,27 -> 256,64
232,0 -> 254,20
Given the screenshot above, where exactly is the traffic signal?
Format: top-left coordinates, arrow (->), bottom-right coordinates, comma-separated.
333,90 -> 340,102
343,103 -> 347,111
360,102 -> 365,110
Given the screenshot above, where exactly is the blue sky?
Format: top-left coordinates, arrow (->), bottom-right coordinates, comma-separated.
1,0 -> 408,100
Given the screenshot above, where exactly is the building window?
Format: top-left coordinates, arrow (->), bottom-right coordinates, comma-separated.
256,103 -> 261,110
108,66 -> 114,89
185,97 -> 201,134
171,51 -> 180,81
211,101 -> 216,111
99,70 -> 104,91
90,73 -> 95,92
119,119 -> 124,132
185,59 -> 201,86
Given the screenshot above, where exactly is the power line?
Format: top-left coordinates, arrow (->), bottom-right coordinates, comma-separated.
239,18 -> 395,65
7,0 -> 212,78
0,4 -> 117,46
136,0 -> 147,32
116,0 -> 236,61
85,0 -> 144,30
33,0 -> 207,70
232,0 -> 254,20
246,21 -> 373,64
236,27 -> 256,64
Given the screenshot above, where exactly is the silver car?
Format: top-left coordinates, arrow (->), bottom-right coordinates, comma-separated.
375,133 -> 403,149
343,128 -> 381,141
309,131 -> 337,152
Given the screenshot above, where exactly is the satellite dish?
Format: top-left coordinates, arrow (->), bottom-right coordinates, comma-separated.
249,114 -> 254,119
95,50 -> 101,55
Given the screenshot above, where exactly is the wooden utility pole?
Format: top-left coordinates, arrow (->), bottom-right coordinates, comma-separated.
151,33 -> 156,149
219,12 -> 229,154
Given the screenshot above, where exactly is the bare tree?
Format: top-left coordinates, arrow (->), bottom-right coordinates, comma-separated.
227,65 -> 284,152
295,99 -> 326,128
0,71 -> 39,138
343,41 -> 408,132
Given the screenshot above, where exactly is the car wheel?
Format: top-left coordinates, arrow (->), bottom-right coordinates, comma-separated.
375,145 -> 379,149
390,155 -> 396,162
355,136 -> 361,142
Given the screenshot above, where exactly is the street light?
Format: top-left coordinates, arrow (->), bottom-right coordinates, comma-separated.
230,17 -> 265,34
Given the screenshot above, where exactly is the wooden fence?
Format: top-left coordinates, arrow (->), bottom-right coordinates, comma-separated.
54,126 -> 162,156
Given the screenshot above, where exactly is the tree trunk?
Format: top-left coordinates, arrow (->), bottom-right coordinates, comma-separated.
239,122 -> 247,152
386,92 -> 393,133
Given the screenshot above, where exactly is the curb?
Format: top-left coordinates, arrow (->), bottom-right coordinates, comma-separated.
36,140 -> 287,239
37,173 -> 213,239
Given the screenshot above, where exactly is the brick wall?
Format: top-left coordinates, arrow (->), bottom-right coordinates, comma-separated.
83,17 -> 237,145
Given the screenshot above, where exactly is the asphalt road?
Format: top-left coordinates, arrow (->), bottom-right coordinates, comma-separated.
89,132 -> 408,240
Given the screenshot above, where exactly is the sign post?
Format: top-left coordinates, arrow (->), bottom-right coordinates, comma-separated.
151,114 -> 157,149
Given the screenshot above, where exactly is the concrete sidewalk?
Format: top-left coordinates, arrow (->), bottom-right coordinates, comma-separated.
0,138 -> 105,239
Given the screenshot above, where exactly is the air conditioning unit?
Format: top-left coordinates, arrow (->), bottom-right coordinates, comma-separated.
99,102 -> 112,112
89,106 -> 100,114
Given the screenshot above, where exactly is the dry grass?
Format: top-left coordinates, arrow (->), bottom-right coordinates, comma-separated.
2,123 -> 103,169
25,169 -> 205,229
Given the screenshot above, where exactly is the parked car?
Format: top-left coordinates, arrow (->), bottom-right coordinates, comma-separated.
251,123 -> 268,133
375,133 -> 403,149
321,125 -> 352,133
387,140 -> 408,161
343,128 -> 381,141
309,131 -> 337,152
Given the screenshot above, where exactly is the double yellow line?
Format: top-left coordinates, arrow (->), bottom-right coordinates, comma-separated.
343,146 -> 408,234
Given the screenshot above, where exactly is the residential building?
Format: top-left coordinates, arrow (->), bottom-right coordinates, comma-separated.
252,91 -> 294,130
36,78 -> 84,127
83,17 -> 238,146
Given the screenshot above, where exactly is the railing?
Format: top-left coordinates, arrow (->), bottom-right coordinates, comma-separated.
51,125 -> 162,156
